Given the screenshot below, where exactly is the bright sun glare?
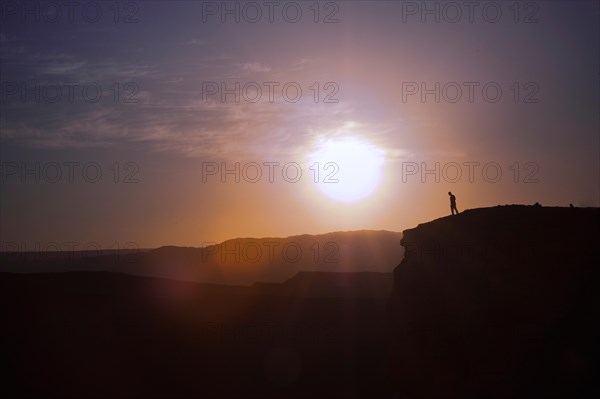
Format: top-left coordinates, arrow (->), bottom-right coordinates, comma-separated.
308,137 -> 384,203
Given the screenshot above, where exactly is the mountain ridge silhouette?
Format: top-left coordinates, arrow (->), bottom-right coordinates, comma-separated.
1,230 -> 403,285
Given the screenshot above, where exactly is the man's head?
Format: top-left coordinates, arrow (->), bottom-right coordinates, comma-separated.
448,192 -> 452,196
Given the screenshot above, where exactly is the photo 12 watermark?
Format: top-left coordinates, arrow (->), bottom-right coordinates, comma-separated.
1,161 -> 141,184
197,321 -> 338,345
201,81 -> 339,104
401,237 -> 540,265
0,81 -> 141,104
399,1 -> 540,24
1,241 -> 140,264
200,1 -> 340,24
201,161 -> 341,184
201,240 -> 339,264
401,81 -> 540,104
401,161 -> 540,183
0,1 -> 141,24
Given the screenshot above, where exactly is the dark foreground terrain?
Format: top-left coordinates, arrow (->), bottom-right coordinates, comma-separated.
2,206 -> 599,398
2,271 -> 392,398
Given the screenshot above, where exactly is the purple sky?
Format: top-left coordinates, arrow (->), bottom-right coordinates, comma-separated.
1,1 -> 598,248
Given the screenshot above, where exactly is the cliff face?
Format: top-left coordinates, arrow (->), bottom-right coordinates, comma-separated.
389,206 -> 599,399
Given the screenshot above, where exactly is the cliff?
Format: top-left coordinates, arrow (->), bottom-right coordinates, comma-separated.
389,205 -> 599,398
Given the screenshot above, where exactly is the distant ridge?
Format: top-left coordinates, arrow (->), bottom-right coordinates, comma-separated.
1,230 -> 402,285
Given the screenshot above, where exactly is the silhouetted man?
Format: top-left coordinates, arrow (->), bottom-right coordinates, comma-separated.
448,192 -> 459,215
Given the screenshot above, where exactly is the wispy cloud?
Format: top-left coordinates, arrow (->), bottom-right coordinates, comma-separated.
183,38 -> 206,46
242,62 -> 272,73
42,60 -> 88,75
1,93 -> 365,161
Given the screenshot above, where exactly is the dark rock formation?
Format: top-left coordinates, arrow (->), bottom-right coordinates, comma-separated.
253,271 -> 393,298
389,205 -> 599,398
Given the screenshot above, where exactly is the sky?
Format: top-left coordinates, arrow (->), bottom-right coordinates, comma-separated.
1,1 -> 598,249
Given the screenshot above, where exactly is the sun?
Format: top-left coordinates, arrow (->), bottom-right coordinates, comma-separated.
308,137 -> 384,202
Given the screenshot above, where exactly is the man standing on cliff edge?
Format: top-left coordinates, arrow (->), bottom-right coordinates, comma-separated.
449,192 -> 459,215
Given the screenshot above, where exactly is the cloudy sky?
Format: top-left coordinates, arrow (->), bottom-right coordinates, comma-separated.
1,1 -> 598,248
